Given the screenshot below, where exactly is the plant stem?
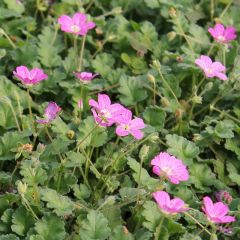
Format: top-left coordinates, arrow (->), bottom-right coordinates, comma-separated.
99,133 -> 155,194
157,67 -> 180,106
22,195 -> 39,220
9,101 -> 21,132
27,88 -> 35,133
154,216 -> 164,240
78,35 -> 86,71
74,123 -> 99,151
184,212 -> 211,236
2,30 -> 16,49
211,107 -> 240,124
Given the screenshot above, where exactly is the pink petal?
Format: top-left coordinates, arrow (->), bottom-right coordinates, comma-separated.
98,94 -> 111,109
116,125 -> 129,137
211,62 -> 226,72
89,99 -> 99,109
152,166 -> 161,176
219,216 -> 236,223
213,202 -> 229,217
130,129 -> 144,140
87,21 -> 96,29
153,191 -> 170,207
72,13 -> 86,25
224,27 -> 237,41
215,72 -> 228,81
203,196 -> 214,216
129,118 -> 145,130
214,23 -> 225,37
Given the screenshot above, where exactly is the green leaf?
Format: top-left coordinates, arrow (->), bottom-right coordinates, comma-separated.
166,134 -> 200,165
143,106 -> 166,131
92,53 -> 115,78
79,210 -> 111,240
33,214 -> 66,240
78,116 -> 108,148
0,235 -> 19,240
227,163 -> 240,185
127,157 -> 158,190
141,201 -> 161,231
20,160 -> 48,186
110,226 -> 134,240
119,76 -> 148,106
214,120 -> 235,139
40,188 -> 74,217
3,0 -> 25,14
180,232 -> 202,240
190,163 -> 217,191
0,131 -> 30,161
37,27 -> 63,68
11,207 -> 35,236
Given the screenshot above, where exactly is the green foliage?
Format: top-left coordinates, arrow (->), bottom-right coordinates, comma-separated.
0,1 -> 240,239
79,210 -> 111,240
32,214 -> 66,240
119,76 -> 148,106
40,189 -> 74,217
166,134 -> 199,165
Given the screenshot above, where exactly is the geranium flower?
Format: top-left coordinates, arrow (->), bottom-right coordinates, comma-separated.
208,23 -> 237,44
115,108 -> 145,140
13,66 -> 48,86
195,55 -> 227,80
89,94 -> 124,126
74,71 -> 99,84
202,196 -> 236,224
58,12 -> 95,36
151,152 -> 189,184
153,191 -> 188,215
36,102 -> 61,124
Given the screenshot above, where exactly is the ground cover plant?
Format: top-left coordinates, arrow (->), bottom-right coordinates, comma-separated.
0,0 -> 240,239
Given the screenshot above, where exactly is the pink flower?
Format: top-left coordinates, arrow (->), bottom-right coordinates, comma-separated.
58,12 -> 95,36
74,71 -> 99,84
13,66 -> 48,86
208,23 -> 237,44
195,55 -> 227,80
153,191 -> 188,215
151,152 -> 189,184
89,94 -> 124,127
36,102 -> 61,124
202,196 -> 236,224
115,108 -> 145,140
78,99 -> 83,110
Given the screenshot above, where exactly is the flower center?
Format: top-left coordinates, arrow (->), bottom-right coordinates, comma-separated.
99,109 -> 111,123
206,68 -> 213,74
217,35 -> 225,42
124,124 -> 130,131
161,166 -> 172,175
71,25 -> 80,33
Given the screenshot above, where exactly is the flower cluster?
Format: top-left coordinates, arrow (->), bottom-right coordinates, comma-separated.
89,94 -> 145,140
195,23 -> 237,81
151,152 -> 235,224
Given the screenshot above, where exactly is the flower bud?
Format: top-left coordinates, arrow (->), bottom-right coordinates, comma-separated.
152,60 -> 161,69
215,190 -> 232,205
204,82 -> 213,91
17,181 -> 27,195
169,7 -> 177,18
167,31 -> 176,41
161,97 -> 170,107
139,145 -> 150,161
67,130 -> 75,139
147,74 -> 155,84
176,55 -> 183,62
192,95 -> 202,104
